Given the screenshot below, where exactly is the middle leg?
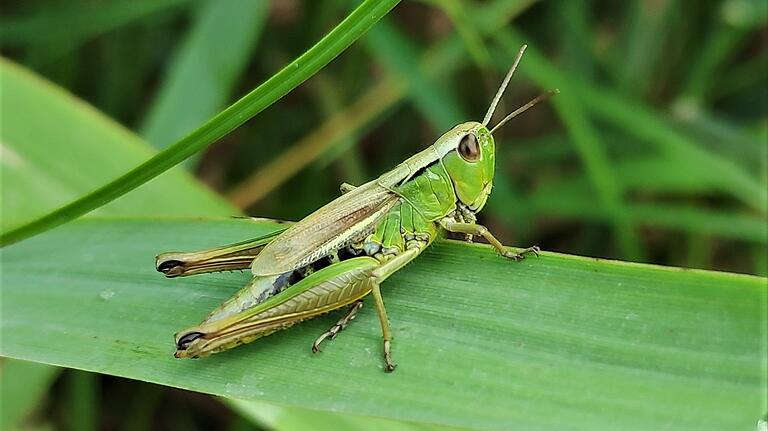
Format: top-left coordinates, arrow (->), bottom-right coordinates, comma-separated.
312,300 -> 364,353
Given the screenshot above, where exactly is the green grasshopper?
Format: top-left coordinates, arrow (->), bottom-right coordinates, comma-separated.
156,45 -> 556,372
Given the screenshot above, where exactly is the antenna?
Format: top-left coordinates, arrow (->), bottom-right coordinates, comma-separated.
489,89 -> 559,135
482,44 -> 527,126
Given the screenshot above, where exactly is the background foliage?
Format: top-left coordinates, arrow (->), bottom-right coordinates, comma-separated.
1,0 -> 766,430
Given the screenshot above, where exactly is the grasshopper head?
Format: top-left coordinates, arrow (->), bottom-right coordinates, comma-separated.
442,44 -> 557,212
441,122 -> 495,212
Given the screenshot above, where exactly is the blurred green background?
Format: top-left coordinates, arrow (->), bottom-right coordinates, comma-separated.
1,0 -> 766,429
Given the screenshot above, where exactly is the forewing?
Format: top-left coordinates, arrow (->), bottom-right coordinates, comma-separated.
250,181 -> 399,275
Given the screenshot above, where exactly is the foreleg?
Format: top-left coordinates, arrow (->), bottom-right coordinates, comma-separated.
439,219 -> 539,261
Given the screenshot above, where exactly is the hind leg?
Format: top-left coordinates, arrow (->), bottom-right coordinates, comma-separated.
156,229 -> 285,277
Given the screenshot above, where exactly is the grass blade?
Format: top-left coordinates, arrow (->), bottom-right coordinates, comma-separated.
227,398 -> 445,431
0,0 -> 188,47
64,371 -> 98,431
0,0 -> 402,247
493,30 -> 767,216
0,50 -> 243,431
1,217 -> 764,430
0,59 -> 234,231
429,0 -> 492,69
0,359 -> 59,430
141,0 -> 269,153
365,19 -> 466,130
615,0 -> 675,97
226,77 -> 403,207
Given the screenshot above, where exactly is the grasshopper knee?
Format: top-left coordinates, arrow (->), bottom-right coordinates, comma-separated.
176,331 -> 205,350
156,257 -> 185,277
339,183 -> 357,194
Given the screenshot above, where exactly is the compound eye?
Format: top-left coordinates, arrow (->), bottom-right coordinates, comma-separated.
458,133 -> 480,161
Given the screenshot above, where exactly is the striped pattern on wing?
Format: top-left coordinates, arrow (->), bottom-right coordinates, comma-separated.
250,181 -> 399,276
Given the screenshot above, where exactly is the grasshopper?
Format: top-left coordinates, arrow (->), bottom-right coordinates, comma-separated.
156,45 -> 556,372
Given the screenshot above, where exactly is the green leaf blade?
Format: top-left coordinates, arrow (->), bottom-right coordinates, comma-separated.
2,218 -> 764,431
0,59 -> 234,231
